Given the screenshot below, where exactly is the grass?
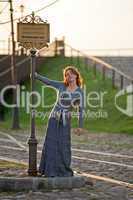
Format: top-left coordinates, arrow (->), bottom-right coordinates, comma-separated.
1,56 -> 133,135
0,160 -> 27,170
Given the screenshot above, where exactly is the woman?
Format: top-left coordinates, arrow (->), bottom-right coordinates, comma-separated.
35,66 -> 84,177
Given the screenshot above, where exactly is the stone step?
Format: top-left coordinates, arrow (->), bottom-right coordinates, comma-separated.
0,176 -> 86,192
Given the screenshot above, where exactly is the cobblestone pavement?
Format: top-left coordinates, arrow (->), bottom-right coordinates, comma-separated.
0,129 -> 133,200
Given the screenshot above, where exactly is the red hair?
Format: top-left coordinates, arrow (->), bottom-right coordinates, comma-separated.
63,66 -> 84,88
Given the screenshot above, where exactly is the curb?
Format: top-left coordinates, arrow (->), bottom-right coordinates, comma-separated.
0,176 -> 86,192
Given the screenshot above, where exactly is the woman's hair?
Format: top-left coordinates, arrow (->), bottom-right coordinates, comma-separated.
63,66 -> 84,88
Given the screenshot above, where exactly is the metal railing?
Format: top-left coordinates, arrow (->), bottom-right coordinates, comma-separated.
65,43 -> 133,89
0,38 -> 133,89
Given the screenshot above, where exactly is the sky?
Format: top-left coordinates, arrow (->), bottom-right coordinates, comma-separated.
0,0 -> 133,55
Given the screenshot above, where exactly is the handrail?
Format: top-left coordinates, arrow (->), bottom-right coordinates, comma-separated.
0,55 -> 10,63
0,42 -> 55,78
65,43 -> 133,82
1,40 -> 133,83
0,57 -> 30,78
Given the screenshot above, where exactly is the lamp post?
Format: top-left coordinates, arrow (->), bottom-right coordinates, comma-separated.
9,0 -> 20,129
0,0 -> 20,128
19,4 -> 24,18
19,4 -> 25,55
17,12 -> 50,176
28,47 -> 38,176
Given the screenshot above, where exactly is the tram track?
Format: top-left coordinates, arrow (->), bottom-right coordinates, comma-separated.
0,155 -> 133,189
76,170 -> 133,189
0,143 -> 133,169
0,131 -> 133,169
0,131 -> 133,189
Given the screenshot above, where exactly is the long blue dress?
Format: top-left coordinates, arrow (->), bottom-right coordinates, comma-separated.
35,74 -> 84,177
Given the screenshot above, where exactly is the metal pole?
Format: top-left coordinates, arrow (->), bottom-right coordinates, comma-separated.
120,75 -> 124,89
9,0 -> 20,129
28,48 -> 38,176
63,36 -> 65,57
8,37 -> 11,55
112,69 -> 115,88
102,65 -> 106,81
55,37 -> 57,56
93,62 -> 96,79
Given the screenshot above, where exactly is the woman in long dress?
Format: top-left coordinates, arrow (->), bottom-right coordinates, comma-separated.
35,66 -> 84,177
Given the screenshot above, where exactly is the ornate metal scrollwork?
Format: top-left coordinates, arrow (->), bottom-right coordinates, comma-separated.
19,41 -> 48,50
19,11 -> 48,24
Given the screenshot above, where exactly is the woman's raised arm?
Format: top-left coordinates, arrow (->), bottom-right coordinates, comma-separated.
35,72 -> 63,90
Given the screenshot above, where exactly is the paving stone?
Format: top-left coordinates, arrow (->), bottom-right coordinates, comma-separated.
0,131 -> 133,199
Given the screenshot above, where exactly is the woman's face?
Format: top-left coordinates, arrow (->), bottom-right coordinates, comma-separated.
65,70 -> 77,84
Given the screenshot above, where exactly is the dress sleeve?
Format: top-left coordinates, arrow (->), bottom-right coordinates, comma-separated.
35,73 -> 63,90
78,89 -> 84,128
